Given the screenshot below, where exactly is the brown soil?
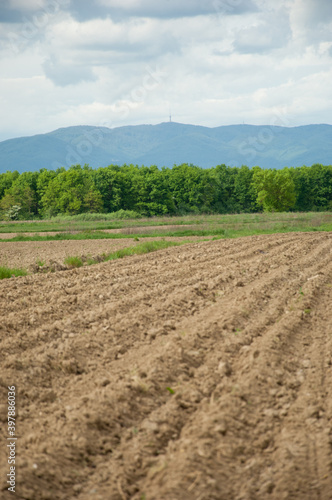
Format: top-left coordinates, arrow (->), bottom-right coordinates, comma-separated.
1,232 -> 332,500
0,237 -> 204,270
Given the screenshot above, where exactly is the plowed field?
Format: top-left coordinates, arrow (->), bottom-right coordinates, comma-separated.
0,236 -> 204,270
1,232 -> 332,500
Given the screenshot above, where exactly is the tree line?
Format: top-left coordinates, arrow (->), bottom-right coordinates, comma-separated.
0,163 -> 331,220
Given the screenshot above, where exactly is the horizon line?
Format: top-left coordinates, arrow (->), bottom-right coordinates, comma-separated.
1,121 -> 332,143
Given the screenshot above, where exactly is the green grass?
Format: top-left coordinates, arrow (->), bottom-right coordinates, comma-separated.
105,240 -> 180,261
53,209 -> 142,221
0,212 -> 330,242
0,228 -> 226,242
86,257 -> 97,266
64,256 -> 83,268
1,222 -> 331,243
1,211 -> 330,234
0,213 -> 197,233
0,266 -> 27,279
62,241 -> 181,269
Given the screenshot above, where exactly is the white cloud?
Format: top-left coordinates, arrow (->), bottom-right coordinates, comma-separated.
291,0 -> 332,27
0,0 -> 331,142
42,54 -> 98,86
9,0 -> 45,10
71,0 -> 258,20
233,7 -> 292,53
289,0 -> 332,47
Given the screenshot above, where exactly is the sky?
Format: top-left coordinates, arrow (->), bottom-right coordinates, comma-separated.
0,0 -> 332,142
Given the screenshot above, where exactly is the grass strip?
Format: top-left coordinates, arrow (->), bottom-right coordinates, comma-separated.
2,228 -> 226,242
1,211 -> 330,234
223,223 -> 332,239
61,241 -> 181,268
104,240 -> 180,261
0,220 -> 204,234
0,265 -> 27,279
2,222 -> 331,243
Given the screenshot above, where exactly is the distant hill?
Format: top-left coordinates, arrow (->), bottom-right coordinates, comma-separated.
0,122 -> 331,173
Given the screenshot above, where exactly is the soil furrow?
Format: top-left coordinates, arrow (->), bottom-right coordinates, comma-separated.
0,232 -> 331,500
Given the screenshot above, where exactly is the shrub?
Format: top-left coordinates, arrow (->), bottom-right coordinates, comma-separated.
51,210 -> 142,222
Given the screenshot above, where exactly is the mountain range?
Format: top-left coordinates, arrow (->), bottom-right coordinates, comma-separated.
0,122 -> 331,173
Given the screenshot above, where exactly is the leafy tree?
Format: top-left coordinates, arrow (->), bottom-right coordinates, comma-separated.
0,193 -> 16,211
0,171 -> 20,199
0,162 -> 330,218
40,165 -> 99,216
84,189 -> 104,213
36,168 -> 59,215
252,168 -> 296,212
211,165 -> 240,213
10,184 -> 36,218
93,165 -> 131,212
0,193 -> 17,220
233,165 -> 256,212
165,164 -> 216,213
132,165 -> 175,215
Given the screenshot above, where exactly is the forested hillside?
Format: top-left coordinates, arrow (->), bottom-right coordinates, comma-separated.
0,163 -> 331,220
1,123 -> 332,172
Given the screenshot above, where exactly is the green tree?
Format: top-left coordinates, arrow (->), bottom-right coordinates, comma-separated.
210,165 -> 240,213
131,165 -> 175,215
1,162 -> 330,219
9,184 -> 36,218
40,165 -> 100,216
84,189 -> 104,213
93,165 -> 131,212
0,171 -> 20,199
165,164 -> 215,214
252,168 -> 296,212
0,193 -> 17,220
36,168 -> 59,216
233,165 -> 256,212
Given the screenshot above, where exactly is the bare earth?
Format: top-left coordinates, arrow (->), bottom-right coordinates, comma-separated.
1,232 -> 332,500
0,237 -> 204,270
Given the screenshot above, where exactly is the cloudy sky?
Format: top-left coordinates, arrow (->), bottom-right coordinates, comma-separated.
0,0 -> 331,141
